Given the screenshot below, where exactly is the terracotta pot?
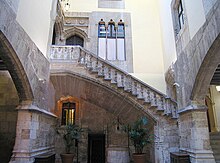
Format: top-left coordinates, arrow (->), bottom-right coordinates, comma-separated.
133,153 -> 146,163
60,153 -> 74,163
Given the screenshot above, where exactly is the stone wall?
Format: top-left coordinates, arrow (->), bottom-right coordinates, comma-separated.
179,109 -> 214,163
54,11 -> 134,73
168,1 -> 220,162
0,0 -> 51,109
55,98 -> 132,163
172,0 -> 220,108
0,2 -> 59,162
10,104 -> 57,163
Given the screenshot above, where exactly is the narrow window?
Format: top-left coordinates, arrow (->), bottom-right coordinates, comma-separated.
62,102 -> 76,125
107,19 -> 116,38
117,20 -> 125,38
98,19 -> 107,59
107,19 -> 116,60
117,19 -> 125,60
98,19 -> 125,61
178,0 -> 184,30
98,19 -> 106,38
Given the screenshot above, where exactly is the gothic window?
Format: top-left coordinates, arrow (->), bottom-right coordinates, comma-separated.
172,0 -> 185,36
107,19 -> 116,38
98,19 -> 125,61
117,20 -> 125,38
61,102 -> 76,125
66,35 -> 84,47
98,19 -> 106,38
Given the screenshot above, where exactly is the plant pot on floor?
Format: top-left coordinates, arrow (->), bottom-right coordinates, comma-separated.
133,153 -> 146,163
60,153 -> 74,163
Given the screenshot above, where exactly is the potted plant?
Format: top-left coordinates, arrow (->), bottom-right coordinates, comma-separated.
57,124 -> 83,163
123,117 -> 152,163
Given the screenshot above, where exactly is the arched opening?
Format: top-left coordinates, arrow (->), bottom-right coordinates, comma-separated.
0,32 -> 34,162
52,25 -> 56,45
66,35 -> 84,47
0,71 -> 19,163
51,73 -> 156,163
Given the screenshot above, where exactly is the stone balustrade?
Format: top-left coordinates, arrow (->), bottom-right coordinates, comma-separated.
50,45 -> 178,118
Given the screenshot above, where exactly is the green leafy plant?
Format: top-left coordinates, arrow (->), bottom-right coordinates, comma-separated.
57,124 -> 83,153
123,117 -> 153,154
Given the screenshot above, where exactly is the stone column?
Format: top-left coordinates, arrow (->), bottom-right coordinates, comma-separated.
178,102 -> 215,163
10,101 -> 57,163
9,101 -> 35,163
154,118 -> 179,163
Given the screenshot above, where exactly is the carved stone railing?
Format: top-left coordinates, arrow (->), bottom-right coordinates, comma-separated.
50,45 -> 178,118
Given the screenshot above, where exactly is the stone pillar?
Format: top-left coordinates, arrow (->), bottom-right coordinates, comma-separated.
10,101 -> 57,163
154,118 -> 179,163
178,102 -> 215,163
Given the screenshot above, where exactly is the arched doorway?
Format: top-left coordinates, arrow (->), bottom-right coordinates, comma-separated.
66,35 -> 84,47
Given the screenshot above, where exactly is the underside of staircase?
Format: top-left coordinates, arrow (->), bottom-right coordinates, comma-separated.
210,132 -> 220,163
49,45 -> 178,122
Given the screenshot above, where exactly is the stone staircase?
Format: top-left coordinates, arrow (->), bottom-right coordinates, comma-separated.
49,45 -> 178,119
210,132 -> 220,163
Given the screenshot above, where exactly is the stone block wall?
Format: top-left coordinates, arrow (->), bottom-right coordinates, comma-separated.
0,0 -> 51,109
31,113 -> 57,151
172,0 -> 220,108
55,99 -> 130,163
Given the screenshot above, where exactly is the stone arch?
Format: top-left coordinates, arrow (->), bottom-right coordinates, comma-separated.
50,71 -> 178,163
191,34 -> 220,102
0,31 -> 33,101
52,21 -> 63,44
51,71 -> 162,124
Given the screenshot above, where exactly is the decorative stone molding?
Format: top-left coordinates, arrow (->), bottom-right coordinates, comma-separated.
63,26 -> 88,42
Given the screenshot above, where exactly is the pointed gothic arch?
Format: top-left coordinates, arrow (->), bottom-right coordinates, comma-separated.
191,34 -> 220,102
0,31 -> 33,101
63,26 -> 88,42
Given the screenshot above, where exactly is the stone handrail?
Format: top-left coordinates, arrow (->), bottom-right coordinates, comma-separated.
50,45 -> 178,118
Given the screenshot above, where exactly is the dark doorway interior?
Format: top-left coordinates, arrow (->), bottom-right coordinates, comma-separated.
66,35 -> 84,47
88,134 -> 105,163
